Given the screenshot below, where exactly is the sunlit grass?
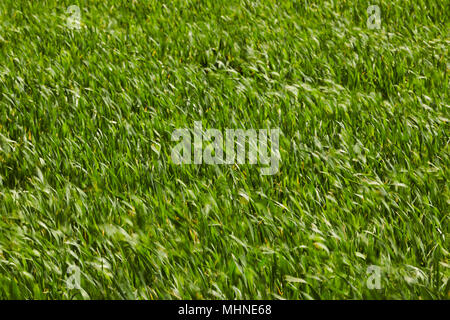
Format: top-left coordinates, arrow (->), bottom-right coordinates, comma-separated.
0,0 -> 448,299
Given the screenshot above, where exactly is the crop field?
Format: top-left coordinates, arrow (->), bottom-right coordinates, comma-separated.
0,0 -> 448,299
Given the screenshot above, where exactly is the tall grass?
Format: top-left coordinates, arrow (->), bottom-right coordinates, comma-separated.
0,0 -> 448,299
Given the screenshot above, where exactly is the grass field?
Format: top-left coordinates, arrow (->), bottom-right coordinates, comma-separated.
0,0 -> 448,299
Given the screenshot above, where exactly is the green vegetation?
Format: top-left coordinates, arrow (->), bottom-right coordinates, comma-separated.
0,0 -> 448,299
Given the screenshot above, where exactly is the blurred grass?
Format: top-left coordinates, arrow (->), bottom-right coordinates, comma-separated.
0,0 -> 448,299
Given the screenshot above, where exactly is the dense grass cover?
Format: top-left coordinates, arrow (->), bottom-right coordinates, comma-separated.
0,0 -> 448,299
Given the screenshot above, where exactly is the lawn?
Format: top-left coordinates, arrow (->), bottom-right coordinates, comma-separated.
0,0 -> 448,299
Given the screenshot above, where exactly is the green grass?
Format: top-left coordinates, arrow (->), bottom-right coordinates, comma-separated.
0,0 -> 448,299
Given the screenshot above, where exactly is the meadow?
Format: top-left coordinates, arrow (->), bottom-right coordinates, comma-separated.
0,0 -> 448,299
